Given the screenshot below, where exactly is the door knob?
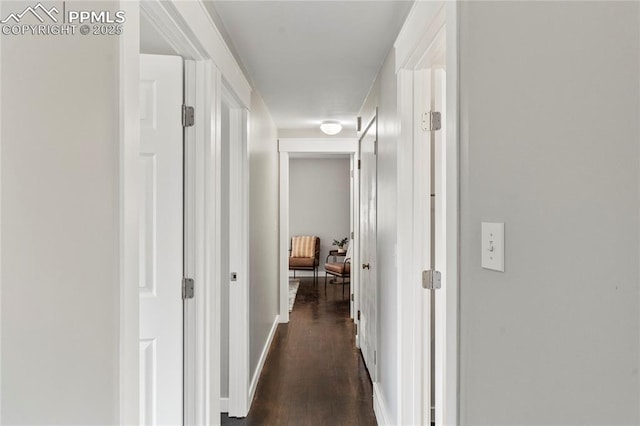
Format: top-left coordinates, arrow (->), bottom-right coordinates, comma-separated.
362,263 -> 370,270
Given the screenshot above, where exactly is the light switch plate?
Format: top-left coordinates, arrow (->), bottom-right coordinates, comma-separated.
481,222 -> 504,272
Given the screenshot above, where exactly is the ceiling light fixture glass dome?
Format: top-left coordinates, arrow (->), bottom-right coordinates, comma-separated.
320,121 -> 342,135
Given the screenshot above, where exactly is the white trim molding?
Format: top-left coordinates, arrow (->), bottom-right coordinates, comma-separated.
443,4 -> 460,425
220,398 -> 229,413
373,383 -> 391,426
278,152 -> 290,323
393,1 -> 459,425
141,0 -> 251,108
394,1 -> 446,73
227,95 -> 251,418
249,315 -> 280,404
277,139 -> 359,325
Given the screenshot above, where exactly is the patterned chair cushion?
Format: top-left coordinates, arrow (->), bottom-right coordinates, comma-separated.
291,235 -> 316,258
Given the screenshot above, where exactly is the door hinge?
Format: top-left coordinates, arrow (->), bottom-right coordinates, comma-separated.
422,111 -> 441,132
182,278 -> 195,299
422,269 -> 442,290
356,116 -> 362,132
355,323 -> 358,335
182,105 -> 195,127
350,231 -> 354,239
357,159 -> 361,170
374,350 -> 377,364
351,293 -> 354,302
357,310 -> 361,320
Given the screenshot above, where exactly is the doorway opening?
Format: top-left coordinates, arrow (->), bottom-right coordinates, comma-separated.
395,2 -> 459,425
124,2 -> 252,424
288,153 -> 353,303
278,138 -> 359,324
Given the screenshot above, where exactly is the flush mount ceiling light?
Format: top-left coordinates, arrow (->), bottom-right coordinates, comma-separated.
320,121 -> 342,135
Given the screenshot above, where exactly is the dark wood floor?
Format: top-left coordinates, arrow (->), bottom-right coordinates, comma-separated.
221,276 -> 376,426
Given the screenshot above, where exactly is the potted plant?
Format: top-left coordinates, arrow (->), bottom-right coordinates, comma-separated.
333,237 -> 349,254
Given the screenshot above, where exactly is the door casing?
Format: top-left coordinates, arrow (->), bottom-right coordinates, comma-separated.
394,2 -> 459,425
119,1 -> 252,424
277,138 -> 359,325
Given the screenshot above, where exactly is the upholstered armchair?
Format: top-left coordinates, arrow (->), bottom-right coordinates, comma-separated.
324,240 -> 352,296
289,236 -> 321,284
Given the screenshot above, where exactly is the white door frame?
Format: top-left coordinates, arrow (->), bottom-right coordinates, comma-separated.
119,1 -> 252,424
277,138 -> 359,325
224,85 -> 251,418
394,2 -> 459,425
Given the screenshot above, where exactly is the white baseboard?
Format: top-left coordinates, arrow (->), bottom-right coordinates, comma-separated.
220,397 -> 229,413
373,382 -> 391,426
248,314 -> 280,405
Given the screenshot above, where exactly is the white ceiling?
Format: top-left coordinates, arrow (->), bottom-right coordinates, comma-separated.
205,1 -> 413,132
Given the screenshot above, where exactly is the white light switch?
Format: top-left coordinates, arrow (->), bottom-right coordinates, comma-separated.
481,222 -> 504,272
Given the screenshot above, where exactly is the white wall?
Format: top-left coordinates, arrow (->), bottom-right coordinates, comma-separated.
1,2 -> 120,423
248,91 -> 279,377
289,158 -> 351,273
459,2 -> 640,424
358,49 -> 400,422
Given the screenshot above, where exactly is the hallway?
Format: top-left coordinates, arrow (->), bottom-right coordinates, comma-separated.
222,277 -> 375,425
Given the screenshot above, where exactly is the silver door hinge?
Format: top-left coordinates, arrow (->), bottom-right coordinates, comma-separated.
182,105 -> 195,127
422,270 -> 442,290
357,310 -> 361,320
357,159 -> 361,170
356,116 -> 362,132
351,293 -> 354,302
182,278 -> 195,299
422,111 -> 441,132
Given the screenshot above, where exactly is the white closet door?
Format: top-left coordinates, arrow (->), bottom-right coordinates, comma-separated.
139,54 -> 184,426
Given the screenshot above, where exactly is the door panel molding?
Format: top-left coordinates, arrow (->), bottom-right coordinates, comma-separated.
139,53 -> 184,426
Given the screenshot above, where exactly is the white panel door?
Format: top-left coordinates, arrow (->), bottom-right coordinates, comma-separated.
139,54 -> 184,426
359,114 -> 378,379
